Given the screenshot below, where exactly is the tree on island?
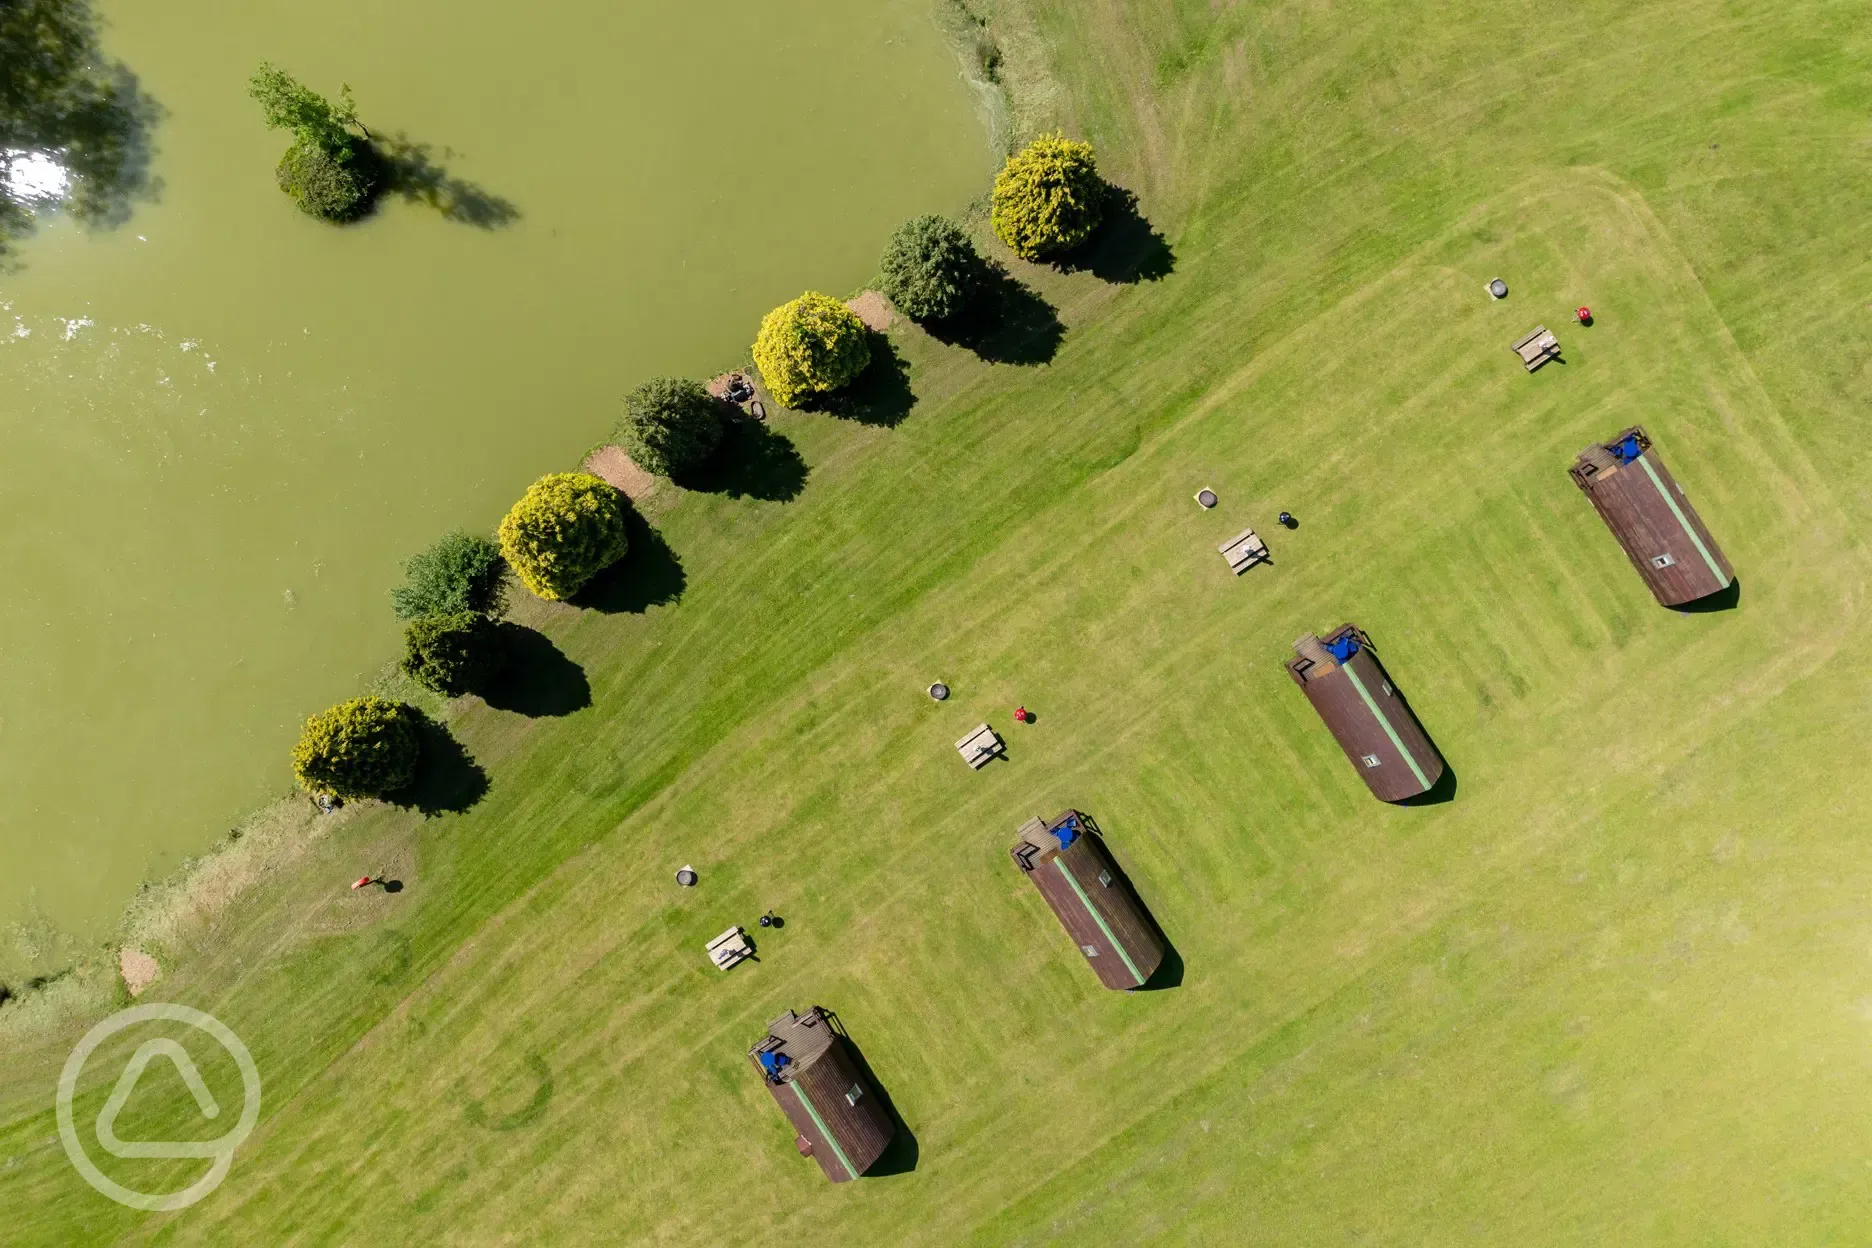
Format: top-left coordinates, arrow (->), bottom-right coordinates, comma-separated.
291,696 -> 420,800
879,215 -> 983,322
400,611 -> 504,697
751,292 -> 871,408
991,133 -> 1104,261
391,532 -> 508,620
498,472 -> 631,601
616,378 -> 724,478
248,63 -> 378,222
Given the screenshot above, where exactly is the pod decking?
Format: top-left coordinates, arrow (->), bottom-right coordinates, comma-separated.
748,1007 -> 895,1183
1011,810 -> 1166,990
1287,624 -> 1445,802
1569,425 -> 1733,607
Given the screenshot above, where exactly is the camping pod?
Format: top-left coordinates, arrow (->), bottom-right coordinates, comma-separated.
1570,425 -> 1734,607
748,1007 -> 894,1183
1287,625 -> 1446,802
1010,810 -> 1166,990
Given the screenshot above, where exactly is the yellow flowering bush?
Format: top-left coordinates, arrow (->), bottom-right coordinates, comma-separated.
498,472 -> 630,601
751,292 -> 871,408
291,696 -> 420,799
990,133 -> 1104,261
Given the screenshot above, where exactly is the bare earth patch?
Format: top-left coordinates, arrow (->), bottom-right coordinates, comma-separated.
846,290 -> 895,332
582,444 -> 658,502
119,948 -> 160,997
707,370 -> 772,420
706,371 -> 748,402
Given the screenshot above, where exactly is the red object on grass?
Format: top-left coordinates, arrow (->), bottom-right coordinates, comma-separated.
351,876 -> 373,890
1014,706 -> 1029,723
1576,306 -> 1592,323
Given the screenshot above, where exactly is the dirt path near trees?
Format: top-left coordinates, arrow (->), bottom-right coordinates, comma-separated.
582,445 -> 658,501
845,290 -> 895,331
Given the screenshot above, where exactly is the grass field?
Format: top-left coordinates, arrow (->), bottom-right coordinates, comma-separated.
7,0 -> 1872,1242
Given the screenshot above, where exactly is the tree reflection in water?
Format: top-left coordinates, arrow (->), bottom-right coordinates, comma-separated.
0,0 -> 161,261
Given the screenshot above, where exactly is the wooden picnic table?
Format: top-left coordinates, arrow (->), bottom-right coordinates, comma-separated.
1512,325 -> 1561,371
707,926 -> 754,970
1218,528 -> 1271,575
956,723 -> 1005,770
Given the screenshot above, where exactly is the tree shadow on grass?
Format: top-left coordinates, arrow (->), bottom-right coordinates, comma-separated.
372,133 -> 520,229
802,332 -> 915,428
822,1010 -> 918,1177
483,623 -> 590,717
922,262 -> 1064,365
672,408 -> 808,502
1057,184 -> 1174,284
573,503 -> 685,614
394,716 -> 489,816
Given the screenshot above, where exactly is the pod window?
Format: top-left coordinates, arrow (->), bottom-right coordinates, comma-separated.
1651,553 -> 1677,569
1362,754 -> 1382,768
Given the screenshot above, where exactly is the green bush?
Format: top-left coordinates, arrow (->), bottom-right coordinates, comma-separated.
879,215 -> 983,322
990,133 -> 1104,261
291,696 -> 420,800
498,472 -> 630,601
751,292 -> 872,408
617,378 -> 724,477
249,63 -> 361,155
391,532 -> 507,620
249,64 -> 377,223
400,611 -> 503,697
275,139 -> 376,222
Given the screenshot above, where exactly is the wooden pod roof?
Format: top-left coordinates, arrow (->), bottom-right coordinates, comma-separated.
747,1008 -> 895,1183
1010,810 -> 1166,990
1287,625 -> 1446,802
1570,425 -> 1733,607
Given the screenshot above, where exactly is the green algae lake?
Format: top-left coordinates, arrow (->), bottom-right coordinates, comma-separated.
0,0 -> 991,975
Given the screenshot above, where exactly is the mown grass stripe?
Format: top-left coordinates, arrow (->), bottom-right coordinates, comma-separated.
1636,454 -> 1729,588
1341,663 -> 1432,791
1054,857 -> 1145,986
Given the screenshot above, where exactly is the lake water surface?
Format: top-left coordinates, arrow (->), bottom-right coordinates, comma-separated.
0,0 -> 990,971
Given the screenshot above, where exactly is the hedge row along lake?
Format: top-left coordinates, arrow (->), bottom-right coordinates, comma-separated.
0,0 -> 992,976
